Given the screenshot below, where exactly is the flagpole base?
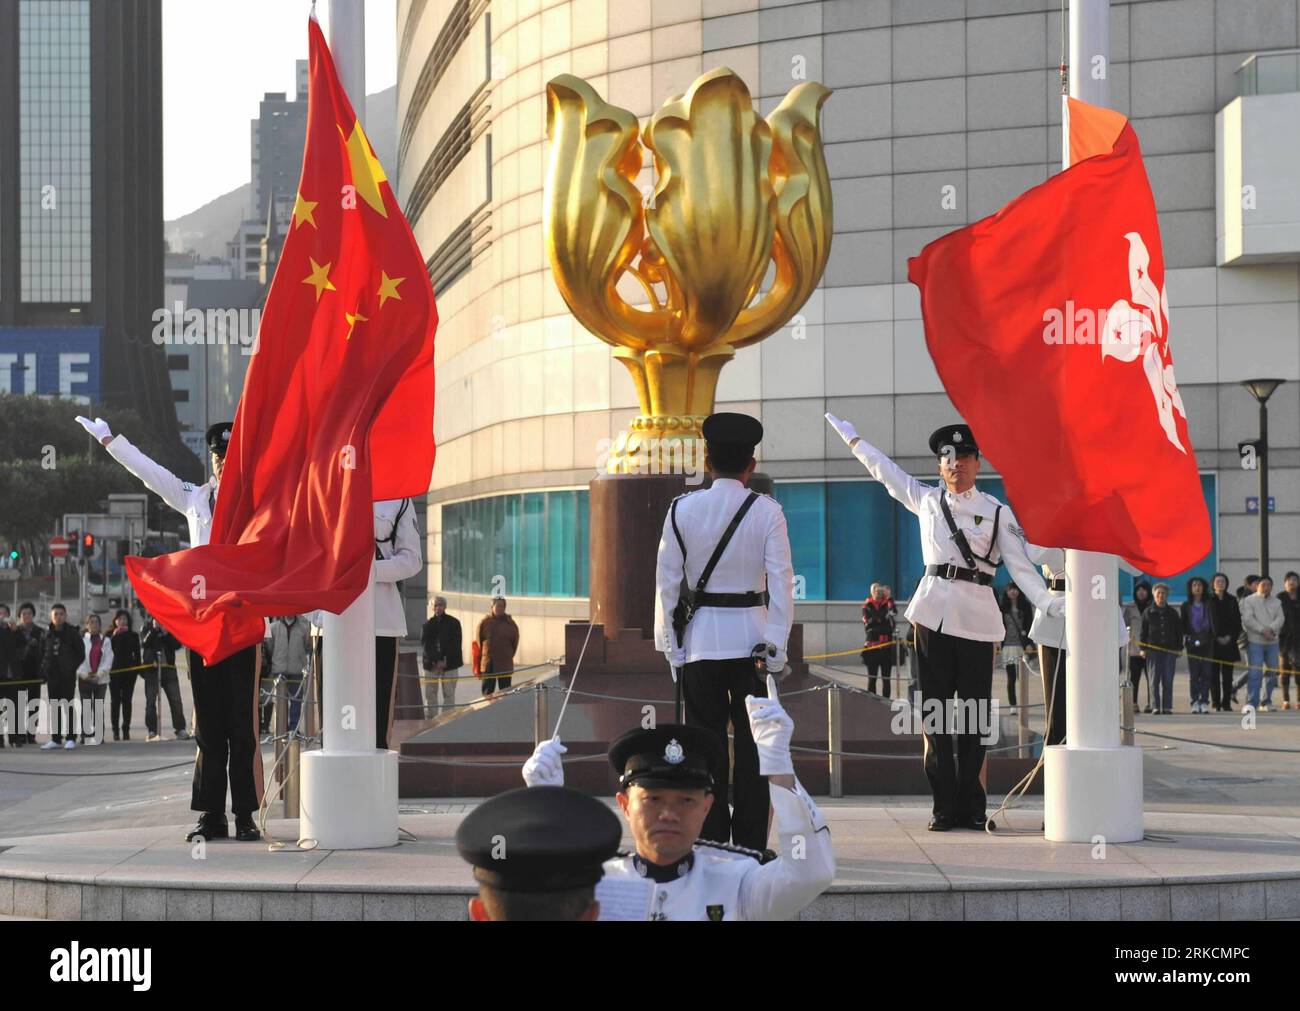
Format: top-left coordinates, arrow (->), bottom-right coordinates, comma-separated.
299,750 -> 399,849
1043,744 -> 1143,843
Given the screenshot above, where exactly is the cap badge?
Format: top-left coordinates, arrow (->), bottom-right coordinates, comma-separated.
952,431 -> 962,443
664,739 -> 684,765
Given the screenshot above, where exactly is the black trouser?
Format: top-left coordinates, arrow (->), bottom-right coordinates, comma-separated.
864,653 -> 892,697
46,671 -> 78,743
0,680 -> 20,744
313,636 -> 400,749
1212,648 -> 1237,708
109,669 -> 138,735
154,661 -> 187,733
1005,663 -> 1018,706
189,646 -> 261,817
80,682 -> 108,742
682,656 -> 770,852
481,664 -> 513,697
1039,644 -> 1067,747
1128,655 -> 1147,705
914,624 -> 993,821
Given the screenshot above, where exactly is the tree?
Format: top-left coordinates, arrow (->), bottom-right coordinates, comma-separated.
0,395 -> 202,573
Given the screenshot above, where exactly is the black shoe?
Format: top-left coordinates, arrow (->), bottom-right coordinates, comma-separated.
185,814 -> 229,842
122,730 -> 130,741
112,728 -> 120,741
928,815 -> 953,832
234,815 -> 261,842
962,815 -> 994,831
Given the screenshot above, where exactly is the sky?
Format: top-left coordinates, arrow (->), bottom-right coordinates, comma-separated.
162,0 -> 397,221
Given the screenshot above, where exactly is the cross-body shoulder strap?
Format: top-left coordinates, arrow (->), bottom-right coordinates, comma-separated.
938,493 -> 977,568
695,492 -> 760,594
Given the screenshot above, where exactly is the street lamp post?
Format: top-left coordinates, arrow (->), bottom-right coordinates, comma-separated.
1242,379 -> 1283,576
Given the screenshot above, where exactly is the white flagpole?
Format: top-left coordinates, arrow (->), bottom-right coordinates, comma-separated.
1046,0 -> 1143,843
299,0 -> 399,850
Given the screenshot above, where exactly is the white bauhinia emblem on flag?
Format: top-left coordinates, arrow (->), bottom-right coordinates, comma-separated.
1101,232 -> 1187,454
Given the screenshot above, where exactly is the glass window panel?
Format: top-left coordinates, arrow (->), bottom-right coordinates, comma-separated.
773,483 -> 826,601
522,493 -> 545,595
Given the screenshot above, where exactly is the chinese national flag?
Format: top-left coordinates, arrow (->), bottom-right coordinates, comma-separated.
126,18 -> 437,662
907,98 -> 1210,576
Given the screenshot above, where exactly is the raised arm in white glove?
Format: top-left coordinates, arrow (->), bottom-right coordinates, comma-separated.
825,412 -> 859,448
75,415 -> 114,446
744,675 -> 795,777
521,735 -> 567,787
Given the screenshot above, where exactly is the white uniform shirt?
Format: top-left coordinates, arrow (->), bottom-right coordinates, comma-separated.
848,439 -> 1054,642
654,478 -> 794,663
596,780 -> 835,921
106,434 -> 218,547
1024,544 -> 1131,651
310,498 -> 423,638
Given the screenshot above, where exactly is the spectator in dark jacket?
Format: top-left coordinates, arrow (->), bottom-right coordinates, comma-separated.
860,583 -> 897,698
39,603 -> 84,747
141,615 -> 189,740
1140,584 -> 1182,714
999,583 -> 1033,708
108,610 -> 141,741
1181,577 -> 1214,713
1279,571 -> 1299,710
13,602 -> 43,743
1207,572 -> 1242,711
421,597 -> 464,713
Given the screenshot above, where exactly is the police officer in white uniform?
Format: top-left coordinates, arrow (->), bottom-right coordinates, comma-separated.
653,412 -> 794,851
77,415 -> 263,842
1023,544 -> 1135,749
826,413 -> 1062,831
521,676 -> 835,921
309,497 -> 422,749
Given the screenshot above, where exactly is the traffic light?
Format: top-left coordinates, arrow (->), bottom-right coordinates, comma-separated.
6,548 -> 17,563
66,530 -> 79,559
82,533 -> 95,556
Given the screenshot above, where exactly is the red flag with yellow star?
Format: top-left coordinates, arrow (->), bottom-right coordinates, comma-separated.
126,18 -> 437,662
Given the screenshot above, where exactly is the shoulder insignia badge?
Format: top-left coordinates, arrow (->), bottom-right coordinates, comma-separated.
707,904 -> 724,921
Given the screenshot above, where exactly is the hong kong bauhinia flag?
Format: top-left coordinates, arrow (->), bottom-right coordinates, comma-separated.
127,17 -> 437,662
907,98 -> 1210,576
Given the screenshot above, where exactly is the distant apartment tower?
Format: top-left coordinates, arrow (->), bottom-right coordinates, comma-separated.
249,62 -> 308,221
0,0 -> 181,448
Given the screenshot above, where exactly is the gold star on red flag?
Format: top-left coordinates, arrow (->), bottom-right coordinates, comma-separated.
302,258 -> 336,301
377,271 -> 405,308
292,192 -> 318,230
345,306 -> 369,340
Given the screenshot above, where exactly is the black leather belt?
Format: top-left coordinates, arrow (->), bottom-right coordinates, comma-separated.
692,590 -> 768,608
925,564 -> 993,586
1048,578 -> 1065,591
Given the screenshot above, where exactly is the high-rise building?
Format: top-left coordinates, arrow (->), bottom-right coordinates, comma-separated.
402,1 -> 1300,661
0,0 -> 183,459
249,68 -> 309,222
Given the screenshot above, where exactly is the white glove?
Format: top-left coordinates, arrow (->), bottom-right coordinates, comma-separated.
522,736 -> 566,787
75,415 -> 113,443
666,645 -> 686,670
755,642 -> 786,675
824,412 -> 858,447
745,675 -> 795,776
1046,596 -> 1066,619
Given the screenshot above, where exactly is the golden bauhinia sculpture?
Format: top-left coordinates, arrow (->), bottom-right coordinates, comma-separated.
545,67 -> 833,474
